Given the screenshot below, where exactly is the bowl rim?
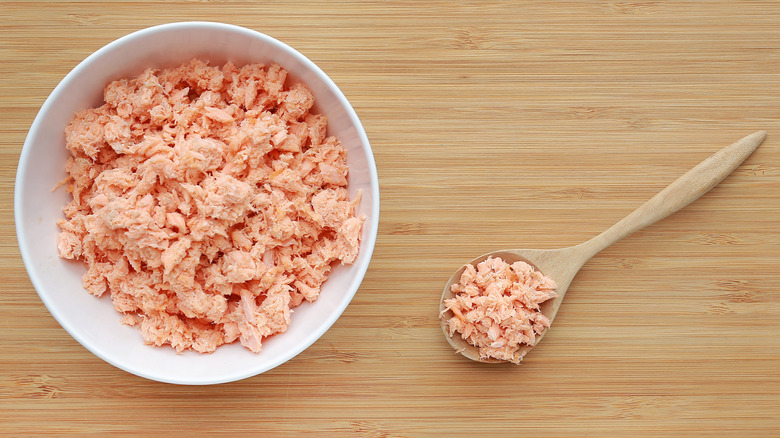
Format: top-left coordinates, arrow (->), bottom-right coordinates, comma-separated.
14,21 -> 380,385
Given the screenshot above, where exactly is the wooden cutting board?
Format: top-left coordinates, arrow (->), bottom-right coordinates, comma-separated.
1,2 -> 778,436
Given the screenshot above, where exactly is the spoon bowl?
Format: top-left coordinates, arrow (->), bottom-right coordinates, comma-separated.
440,131 -> 767,363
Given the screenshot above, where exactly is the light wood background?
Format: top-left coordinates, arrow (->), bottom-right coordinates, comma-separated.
2,1 -> 779,436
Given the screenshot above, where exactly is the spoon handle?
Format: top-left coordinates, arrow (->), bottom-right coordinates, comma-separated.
577,131 -> 766,258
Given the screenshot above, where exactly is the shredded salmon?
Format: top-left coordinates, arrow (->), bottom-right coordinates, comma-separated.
441,257 -> 557,363
56,59 -> 364,354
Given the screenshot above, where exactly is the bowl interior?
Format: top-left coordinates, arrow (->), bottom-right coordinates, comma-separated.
15,22 -> 378,385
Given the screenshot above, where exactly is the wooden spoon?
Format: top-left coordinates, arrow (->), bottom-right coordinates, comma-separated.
439,131 -> 767,363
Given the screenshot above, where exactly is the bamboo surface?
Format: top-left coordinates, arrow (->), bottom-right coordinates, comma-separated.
1,1 -> 779,436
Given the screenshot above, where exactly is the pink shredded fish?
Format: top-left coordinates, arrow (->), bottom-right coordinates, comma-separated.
57,59 -> 363,354
442,256 -> 557,363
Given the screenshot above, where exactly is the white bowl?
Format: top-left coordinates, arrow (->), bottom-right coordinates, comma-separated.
14,22 -> 379,385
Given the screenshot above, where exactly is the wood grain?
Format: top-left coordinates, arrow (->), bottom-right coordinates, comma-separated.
1,1 -> 779,436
